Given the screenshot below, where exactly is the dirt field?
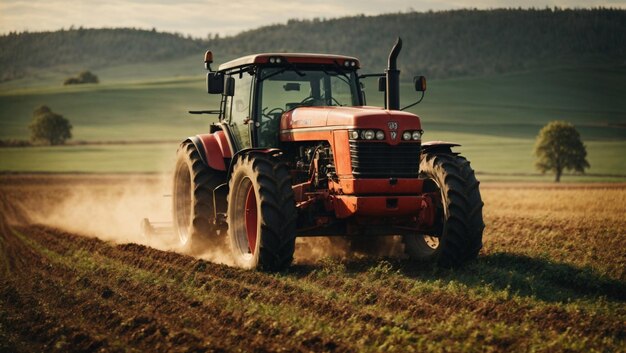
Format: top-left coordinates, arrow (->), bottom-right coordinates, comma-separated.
1,174 -> 625,352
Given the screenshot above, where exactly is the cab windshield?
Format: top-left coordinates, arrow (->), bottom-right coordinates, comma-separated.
256,67 -> 360,146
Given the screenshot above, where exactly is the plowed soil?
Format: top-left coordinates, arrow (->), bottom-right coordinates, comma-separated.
1,174 -> 625,353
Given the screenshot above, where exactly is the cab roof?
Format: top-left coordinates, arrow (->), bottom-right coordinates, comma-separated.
218,53 -> 360,71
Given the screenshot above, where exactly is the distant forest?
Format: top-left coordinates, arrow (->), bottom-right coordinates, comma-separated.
1,8 -> 624,82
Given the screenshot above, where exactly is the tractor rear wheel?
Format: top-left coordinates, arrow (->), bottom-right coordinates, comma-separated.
227,153 -> 296,271
404,151 -> 484,267
172,140 -> 225,254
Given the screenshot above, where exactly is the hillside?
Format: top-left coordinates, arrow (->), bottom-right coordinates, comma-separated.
1,8 -> 624,83
212,8 -> 626,78
1,66 -> 624,178
0,28 -> 204,82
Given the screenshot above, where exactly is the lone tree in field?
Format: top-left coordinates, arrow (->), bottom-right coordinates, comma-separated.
534,121 -> 589,182
63,70 -> 99,85
29,105 -> 73,145
77,70 -> 99,83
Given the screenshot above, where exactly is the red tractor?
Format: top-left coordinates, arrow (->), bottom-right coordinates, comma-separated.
173,39 -> 484,270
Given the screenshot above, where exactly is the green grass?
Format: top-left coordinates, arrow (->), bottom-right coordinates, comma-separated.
403,65 -> 626,132
3,136 -> 622,180
0,64 -> 624,179
0,77 -> 216,141
426,131 -> 626,181
0,143 -> 179,173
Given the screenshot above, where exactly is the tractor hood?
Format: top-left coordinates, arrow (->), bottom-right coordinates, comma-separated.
280,106 -> 422,133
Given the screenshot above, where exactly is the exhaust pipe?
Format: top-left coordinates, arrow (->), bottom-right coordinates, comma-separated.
386,37 -> 402,110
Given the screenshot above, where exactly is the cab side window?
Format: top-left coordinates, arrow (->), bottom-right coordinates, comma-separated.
225,72 -> 253,149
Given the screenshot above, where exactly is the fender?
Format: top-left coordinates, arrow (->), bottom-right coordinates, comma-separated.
188,130 -> 233,171
227,148 -> 282,179
421,140 -> 460,153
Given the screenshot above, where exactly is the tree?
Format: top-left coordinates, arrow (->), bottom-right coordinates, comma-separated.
33,105 -> 52,116
29,106 -> 73,145
63,70 -> 99,85
534,121 -> 589,182
77,70 -> 99,83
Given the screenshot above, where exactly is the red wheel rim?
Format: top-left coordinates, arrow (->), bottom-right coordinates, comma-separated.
244,184 -> 258,254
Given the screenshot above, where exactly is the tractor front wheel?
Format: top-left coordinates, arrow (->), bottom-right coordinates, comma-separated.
404,151 -> 484,267
227,153 -> 296,271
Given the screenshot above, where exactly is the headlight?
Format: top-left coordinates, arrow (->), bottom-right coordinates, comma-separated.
349,129 -> 385,140
402,131 -> 412,140
412,130 -> 422,140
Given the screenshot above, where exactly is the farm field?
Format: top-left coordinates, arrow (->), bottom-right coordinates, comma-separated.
1,65 -> 625,180
1,10 -> 624,353
0,174 -> 625,352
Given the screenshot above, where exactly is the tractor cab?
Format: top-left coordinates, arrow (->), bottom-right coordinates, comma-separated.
206,53 -> 363,150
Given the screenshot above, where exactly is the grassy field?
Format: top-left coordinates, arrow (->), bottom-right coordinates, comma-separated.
1,175 -> 624,352
0,65 -> 624,179
0,77 -> 213,141
0,143 -> 180,173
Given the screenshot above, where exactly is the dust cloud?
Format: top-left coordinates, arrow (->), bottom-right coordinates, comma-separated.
28,175 -> 178,248
3,173 -> 406,267
7,174 -> 233,265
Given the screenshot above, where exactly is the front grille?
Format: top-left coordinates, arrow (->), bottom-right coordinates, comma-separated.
349,142 -> 420,178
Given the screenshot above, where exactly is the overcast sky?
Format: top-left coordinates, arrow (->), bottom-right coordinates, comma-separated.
1,0 -> 624,37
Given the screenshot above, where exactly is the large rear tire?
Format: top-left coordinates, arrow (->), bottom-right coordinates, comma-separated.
404,151 -> 484,267
227,153 -> 296,271
172,140 -> 225,254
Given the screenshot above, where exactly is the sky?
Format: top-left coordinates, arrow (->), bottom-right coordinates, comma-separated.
1,0 -> 625,37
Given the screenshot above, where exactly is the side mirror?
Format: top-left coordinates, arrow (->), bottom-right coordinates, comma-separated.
224,76 -> 235,97
400,76 -> 427,111
414,76 -> 427,92
378,77 -> 386,92
207,72 -> 224,94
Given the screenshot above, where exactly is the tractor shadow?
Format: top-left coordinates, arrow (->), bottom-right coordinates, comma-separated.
414,252 -> 626,303
290,252 -> 626,304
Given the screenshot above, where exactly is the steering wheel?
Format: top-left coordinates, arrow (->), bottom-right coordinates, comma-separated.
298,96 -> 317,107
263,107 -> 284,117
259,107 -> 285,130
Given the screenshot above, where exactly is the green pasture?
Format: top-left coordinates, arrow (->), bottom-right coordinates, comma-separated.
0,65 -> 624,179
1,138 -> 622,181
0,143 -> 179,174
0,77 -> 217,141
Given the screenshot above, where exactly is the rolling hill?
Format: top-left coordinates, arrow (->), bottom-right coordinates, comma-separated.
1,8 -> 624,84
0,8 -> 624,179
0,65 -> 624,178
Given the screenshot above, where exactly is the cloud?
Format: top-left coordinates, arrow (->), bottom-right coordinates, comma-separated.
1,0 -> 623,37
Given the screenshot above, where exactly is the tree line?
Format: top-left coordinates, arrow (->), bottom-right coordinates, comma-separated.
1,8 -> 624,82
0,28 -> 205,82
